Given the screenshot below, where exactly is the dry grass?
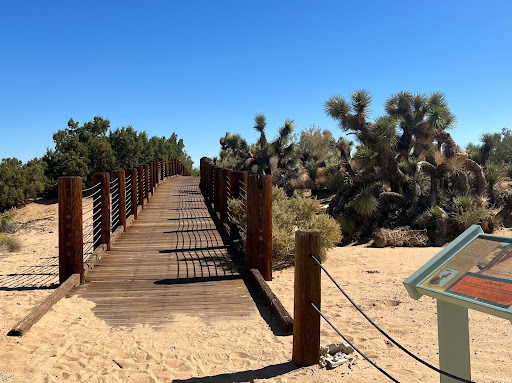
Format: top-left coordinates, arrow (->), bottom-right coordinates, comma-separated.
372,226 -> 429,248
0,233 -> 22,252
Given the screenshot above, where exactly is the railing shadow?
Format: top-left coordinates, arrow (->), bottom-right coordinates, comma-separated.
0,256 -> 59,291
172,361 -> 297,383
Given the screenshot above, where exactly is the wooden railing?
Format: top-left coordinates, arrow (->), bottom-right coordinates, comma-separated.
58,158 -> 189,283
199,157 -> 272,281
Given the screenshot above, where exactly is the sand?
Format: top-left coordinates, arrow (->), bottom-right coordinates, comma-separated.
1,201 -> 511,382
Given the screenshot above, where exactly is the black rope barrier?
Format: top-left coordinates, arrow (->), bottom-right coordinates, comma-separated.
310,302 -> 400,383
309,254 -> 475,383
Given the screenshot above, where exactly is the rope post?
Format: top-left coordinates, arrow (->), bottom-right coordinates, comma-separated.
92,173 -> 111,251
149,162 -> 154,196
293,230 -> 321,367
127,168 -> 138,219
219,168 -> 229,224
228,171 -> 247,242
112,170 -> 127,231
137,166 -> 144,208
246,174 -> 272,280
58,177 -> 84,284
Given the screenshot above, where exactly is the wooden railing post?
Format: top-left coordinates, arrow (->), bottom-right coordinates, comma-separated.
112,170 -> 127,231
206,163 -> 213,205
219,168 -> 229,224
93,172 -> 111,251
246,174 -> 272,280
214,166 -> 221,214
127,168 -> 138,219
153,160 -> 159,187
137,166 -> 144,208
149,161 -> 154,196
200,158 -> 206,192
144,164 -> 150,200
228,170 -> 247,242
58,176 -> 84,283
293,230 -> 321,367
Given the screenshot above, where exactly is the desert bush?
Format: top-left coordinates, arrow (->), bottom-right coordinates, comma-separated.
0,210 -> 18,233
0,158 -> 48,210
228,186 -> 342,266
372,227 -> 429,248
0,233 -> 21,252
272,186 -> 341,261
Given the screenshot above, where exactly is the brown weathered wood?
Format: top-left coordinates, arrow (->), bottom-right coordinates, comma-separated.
218,168 -> 229,224
292,230 -> 321,367
7,274 -> 81,337
149,161 -> 154,195
137,166 -> 144,208
213,166 -> 221,213
246,174 -> 272,280
93,173 -> 111,251
58,177 -> 84,283
127,168 -> 138,219
72,177 -> 259,327
250,268 -> 293,334
144,164 -> 150,199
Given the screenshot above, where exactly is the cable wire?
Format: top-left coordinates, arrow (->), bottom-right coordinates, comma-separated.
310,255 -> 475,383
310,302 -> 400,383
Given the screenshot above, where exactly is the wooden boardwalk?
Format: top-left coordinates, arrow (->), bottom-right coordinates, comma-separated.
73,176 -> 259,327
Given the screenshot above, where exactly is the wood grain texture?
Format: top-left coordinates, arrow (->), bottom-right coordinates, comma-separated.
72,177 -> 258,327
246,174 -> 272,281
292,230 -> 321,367
58,177 -> 84,283
8,274 -> 81,337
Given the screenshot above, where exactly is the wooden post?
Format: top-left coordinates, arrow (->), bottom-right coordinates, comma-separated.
209,164 -> 216,207
149,162 -> 154,196
127,168 -> 138,219
205,163 -> 212,205
293,230 -> 321,367
112,170 -> 127,231
137,166 -> 144,208
93,173 -> 111,251
246,174 -> 272,280
153,160 -> 158,187
144,164 -> 150,200
228,171 -> 247,242
58,176 -> 84,283
219,168 -> 229,224
214,167 -> 221,213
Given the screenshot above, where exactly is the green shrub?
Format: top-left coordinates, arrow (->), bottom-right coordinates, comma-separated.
272,186 -> 341,261
227,186 -> 342,266
0,158 -> 48,210
0,210 -> 14,230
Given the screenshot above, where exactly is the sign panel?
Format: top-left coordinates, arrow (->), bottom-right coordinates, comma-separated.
404,225 -> 512,319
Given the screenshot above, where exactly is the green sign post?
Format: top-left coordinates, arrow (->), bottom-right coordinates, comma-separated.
404,225 -> 512,382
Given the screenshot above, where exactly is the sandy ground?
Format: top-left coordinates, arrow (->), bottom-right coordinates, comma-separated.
0,201 -> 511,382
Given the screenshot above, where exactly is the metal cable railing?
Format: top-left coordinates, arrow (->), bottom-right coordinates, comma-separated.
82,182 -> 102,260
110,178 -> 120,232
309,254 -> 475,383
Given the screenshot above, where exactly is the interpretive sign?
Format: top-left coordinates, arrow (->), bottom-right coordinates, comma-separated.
404,225 -> 512,382
404,225 -> 512,320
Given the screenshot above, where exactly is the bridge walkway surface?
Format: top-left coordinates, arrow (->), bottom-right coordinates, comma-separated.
72,176 -> 259,327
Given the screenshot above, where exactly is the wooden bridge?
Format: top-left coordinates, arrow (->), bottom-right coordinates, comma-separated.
73,176 -> 259,327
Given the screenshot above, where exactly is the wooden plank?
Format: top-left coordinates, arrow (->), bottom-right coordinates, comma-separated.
8,274 -> 81,337
73,177 -> 259,326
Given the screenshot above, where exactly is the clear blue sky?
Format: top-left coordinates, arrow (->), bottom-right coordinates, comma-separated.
1,1 -> 510,168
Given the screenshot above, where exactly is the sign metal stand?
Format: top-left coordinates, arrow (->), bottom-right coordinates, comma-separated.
404,225 -> 512,383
